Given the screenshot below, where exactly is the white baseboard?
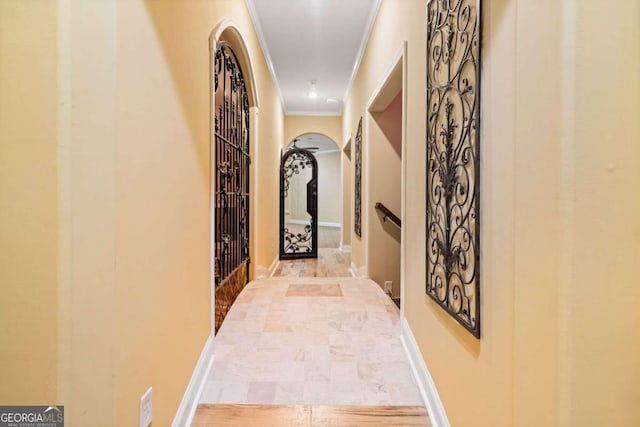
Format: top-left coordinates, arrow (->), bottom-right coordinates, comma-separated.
350,262 -> 367,278
172,335 -> 215,427
319,221 -> 341,228
268,256 -> 279,277
288,219 -> 341,228
254,256 -> 279,280
400,318 -> 450,427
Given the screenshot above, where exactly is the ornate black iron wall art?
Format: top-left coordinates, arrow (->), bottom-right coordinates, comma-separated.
213,42 -> 251,333
354,117 -> 363,238
280,147 -> 318,259
425,0 -> 481,338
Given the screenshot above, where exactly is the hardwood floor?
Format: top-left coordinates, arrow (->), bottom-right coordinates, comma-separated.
193,404 -> 309,427
192,404 -> 430,426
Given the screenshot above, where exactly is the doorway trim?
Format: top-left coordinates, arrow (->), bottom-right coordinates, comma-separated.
365,41 -> 408,319
208,19 -> 260,337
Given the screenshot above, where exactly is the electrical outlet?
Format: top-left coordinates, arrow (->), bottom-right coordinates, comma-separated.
139,387 -> 152,427
384,281 -> 392,294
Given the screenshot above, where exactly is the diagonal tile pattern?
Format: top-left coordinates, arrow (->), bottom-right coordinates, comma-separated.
199,277 -> 422,407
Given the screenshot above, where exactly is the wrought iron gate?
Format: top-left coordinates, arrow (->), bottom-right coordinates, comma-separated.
213,42 -> 250,333
279,148 -> 318,259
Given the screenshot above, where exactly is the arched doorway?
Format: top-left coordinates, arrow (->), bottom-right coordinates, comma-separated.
212,41 -> 251,333
280,133 -> 342,257
280,147 -> 318,259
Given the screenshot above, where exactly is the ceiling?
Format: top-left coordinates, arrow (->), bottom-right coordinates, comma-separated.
245,0 -> 381,116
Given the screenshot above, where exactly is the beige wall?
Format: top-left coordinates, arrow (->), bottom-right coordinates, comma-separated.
344,0 -> 640,426
564,1 -> 640,425
1,0 -> 284,425
0,0 -> 60,405
316,151 -> 342,225
368,91 -> 402,296
284,115 -> 341,148
513,0 -> 563,423
57,2 -> 118,423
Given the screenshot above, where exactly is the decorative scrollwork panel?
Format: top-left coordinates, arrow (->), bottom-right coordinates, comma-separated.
280,148 -> 318,259
426,0 -> 481,338
354,118 -> 363,238
214,42 -> 251,333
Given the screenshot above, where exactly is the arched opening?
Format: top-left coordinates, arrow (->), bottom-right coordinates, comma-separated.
279,147 -> 318,259
209,21 -> 259,334
283,133 -> 342,251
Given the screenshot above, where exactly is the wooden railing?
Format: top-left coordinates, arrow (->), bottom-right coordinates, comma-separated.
374,202 -> 401,228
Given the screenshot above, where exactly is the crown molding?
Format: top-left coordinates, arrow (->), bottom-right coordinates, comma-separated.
284,110 -> 342,117
342,0 -> 382,110
244,0 -> 287,112
245,0 -> 380,117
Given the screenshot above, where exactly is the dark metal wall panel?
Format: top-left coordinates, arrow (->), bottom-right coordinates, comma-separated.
354,117 -> 363,238
280,148 -> 318,260
425,0 -> 482,338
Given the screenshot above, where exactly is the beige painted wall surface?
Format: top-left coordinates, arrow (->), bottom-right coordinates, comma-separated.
565,1 -> 640,425
0,0 -> 59,405
368,92 -> 402,297
316,151 -> 342,224
512,0 -> 564,424
56,2 -> 118,424
284,115 -> 342,148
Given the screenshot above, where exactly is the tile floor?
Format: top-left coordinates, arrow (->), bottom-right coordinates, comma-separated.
199,277 -> 423,407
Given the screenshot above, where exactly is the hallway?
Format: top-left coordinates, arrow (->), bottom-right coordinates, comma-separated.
2,1 -> 639,426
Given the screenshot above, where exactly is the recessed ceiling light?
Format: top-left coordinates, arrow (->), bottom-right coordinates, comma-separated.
308,79 -> 319,99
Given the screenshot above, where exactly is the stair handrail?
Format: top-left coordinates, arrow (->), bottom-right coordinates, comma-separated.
374,202 -> 401,228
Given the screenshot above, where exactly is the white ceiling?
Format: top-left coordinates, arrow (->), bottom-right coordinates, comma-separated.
245,0 -> 381,116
